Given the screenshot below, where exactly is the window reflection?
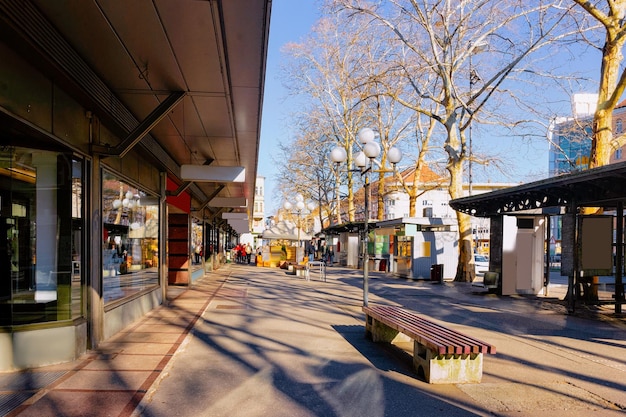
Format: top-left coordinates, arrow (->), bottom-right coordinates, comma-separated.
0,147 -> 83,325
192,219 -> 204,267
102,172 -> 159,303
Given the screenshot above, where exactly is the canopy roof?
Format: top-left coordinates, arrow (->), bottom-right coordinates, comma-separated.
261,221 -> 312,241
450,161 -> 626,217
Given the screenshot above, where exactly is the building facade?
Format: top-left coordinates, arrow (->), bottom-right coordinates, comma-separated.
0,1 -> 270,371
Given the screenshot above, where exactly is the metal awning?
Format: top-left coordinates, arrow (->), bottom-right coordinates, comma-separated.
322,222 -> 365,235
450,161 -> 626,217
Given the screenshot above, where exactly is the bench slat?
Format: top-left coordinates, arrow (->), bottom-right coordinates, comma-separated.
382,307 -> 491,354
383,310 -> 476,355
364,305 -> 496,355
366,306 -> 459,355
380,306 -> 495,354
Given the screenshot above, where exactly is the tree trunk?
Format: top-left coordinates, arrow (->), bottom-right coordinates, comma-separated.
590,16 -> 625,167
449,160 -> 474,282
445,121 -> 474,283
590,107 -> 613,168
347,169 -> 355,222
409,193 -> 416,217
583,9 -> 626,301
377,171 -> 385,220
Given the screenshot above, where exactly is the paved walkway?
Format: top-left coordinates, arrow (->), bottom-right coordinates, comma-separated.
1,264 -> 625,417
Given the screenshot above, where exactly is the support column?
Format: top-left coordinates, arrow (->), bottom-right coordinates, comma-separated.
160,172 -> 168,302
616,202 -> 623,315
33,153 -> 58,302
89,155 -> 104,348
562,204 -> 577,314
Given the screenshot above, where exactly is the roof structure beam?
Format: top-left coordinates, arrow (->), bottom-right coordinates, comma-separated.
92,91 -> 186,158
193,185 -> 225,214
166,181 -> 193,197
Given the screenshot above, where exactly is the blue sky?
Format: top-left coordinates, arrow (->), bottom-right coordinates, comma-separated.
258,0 -> 319,214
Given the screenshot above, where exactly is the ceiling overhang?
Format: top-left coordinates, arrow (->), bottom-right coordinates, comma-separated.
0,0 -> 272,221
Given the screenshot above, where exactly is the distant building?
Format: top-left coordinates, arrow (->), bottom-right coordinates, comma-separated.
345,165 -> 514,255
252,176 -> 266,235
548,93 -> 626,175
239,176 -> 265,247
548,116 -> 593,175
359,165 -> 514,222
609,100 -> 626,163
548,94 -> 597,176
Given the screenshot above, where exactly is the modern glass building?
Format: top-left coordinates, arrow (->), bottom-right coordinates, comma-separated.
548,117 -> 593,176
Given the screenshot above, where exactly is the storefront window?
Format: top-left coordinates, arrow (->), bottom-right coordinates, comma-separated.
0,147 -> 83,325
102,172 -> 159,303
191,219 -> 204,266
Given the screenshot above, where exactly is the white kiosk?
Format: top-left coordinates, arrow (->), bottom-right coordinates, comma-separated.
501,216 -> 546,295
374,217 -> 459,280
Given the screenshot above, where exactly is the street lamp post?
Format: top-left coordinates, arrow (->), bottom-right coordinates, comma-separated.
283,194 -> 315,263
330,128 -> 402,306
469,66 -> 478,196
330,147 -> 346,224
468,40 -> 487,196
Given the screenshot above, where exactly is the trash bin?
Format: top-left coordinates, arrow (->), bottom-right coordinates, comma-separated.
430,264 -> 444,283
379,259 -> 387,272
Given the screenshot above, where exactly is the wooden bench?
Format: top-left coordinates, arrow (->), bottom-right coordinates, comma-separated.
290,264 -> 308,278
363,305 -> 496,384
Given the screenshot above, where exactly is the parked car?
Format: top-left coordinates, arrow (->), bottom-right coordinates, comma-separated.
474,254 -> 489,276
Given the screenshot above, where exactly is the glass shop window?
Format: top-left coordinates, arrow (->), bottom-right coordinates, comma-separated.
102,172 -> 160,303
0,147 -> 84,325
191,219 -> 204,267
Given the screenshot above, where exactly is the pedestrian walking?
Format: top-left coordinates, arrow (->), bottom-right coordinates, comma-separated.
306,240 -> 315,261
245,243 -> 252,264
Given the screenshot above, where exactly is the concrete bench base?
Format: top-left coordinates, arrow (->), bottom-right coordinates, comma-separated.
291,265 -> 307,278
413,339 -> 483,384
286,263 -> 308,277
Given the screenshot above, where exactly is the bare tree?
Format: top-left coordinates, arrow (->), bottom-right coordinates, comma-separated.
275,112 -> 338,228
281,8 -> 429,224
281,15 -> 377,222
334,0 -> 587,281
